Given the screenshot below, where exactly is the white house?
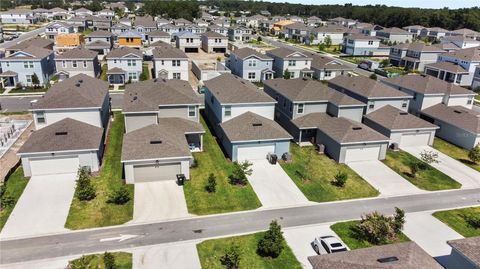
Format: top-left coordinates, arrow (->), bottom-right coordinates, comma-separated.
152,45 -> 189,80
105,47 -> 143,85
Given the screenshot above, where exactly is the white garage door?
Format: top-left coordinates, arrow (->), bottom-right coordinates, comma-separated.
30,156 -> 80,176
400,133 -> 431,147
133,163 -> 181,183
237,144 -> 275,161
344,146 -> 381,163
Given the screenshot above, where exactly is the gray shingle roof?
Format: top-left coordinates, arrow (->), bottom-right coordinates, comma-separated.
86,30 -> 113,37
439,46 -> 480,62
424,62 -> 469,73
6,45 -> 52,59
421,104 -> 480,134
152,46 -> 188,59
148,30 -> 170,37
329,76 -> 412,99
134,16 -> 157,28
56,47 -> 98,59
266,47 -> 311,59
308,242 -> 443,269
31,74 -> 108,110
383,74 -> 475,96
231,47 -> 273,60
106,47 -> 142,58
220,112 -> 292,142
205,74 -> 275,104
18,118 -> 103,154
308,53 -> 351,71
201,31 -> 227,38
448,236 -> 480,267
365,105 -> 438,131
123,79 -> 199,112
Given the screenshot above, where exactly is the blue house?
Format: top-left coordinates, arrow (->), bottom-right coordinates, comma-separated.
227,47 -> 274,82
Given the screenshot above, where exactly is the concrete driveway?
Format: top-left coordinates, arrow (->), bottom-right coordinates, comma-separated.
403,146 -> 480,188
131,181 -> 191,223
283,223 -> 341,268
248,160 -> 311,208
132,241 -> 201,269
403,211 -> 464,267
347,160 -> 425,197
0,173 -> 77,239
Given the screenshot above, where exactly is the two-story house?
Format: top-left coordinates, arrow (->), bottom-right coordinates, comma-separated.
472,66 -> 480,90
117,30 -> 142,48
45,22 -> 74,40
389,43 -> 445,71
228,26 -> 252,42
283,22 -> 310,42
159,23 -> 180,36
111,23 -> 131,36
84,30 -> 113,57
343,34 -> 390,56
207,24 -> 229,36
55,48 -> 101,80
174,31 -> 201,53
147,30 -> 171,45
204,74 -> 292,161
200,31 -> 228,53
96,9 -> 114,20
73,7 -> 93,16
402,25 -> 425,39
227,47 -> 274,82
91,15 -> 112,31
310,25 -> 347,45
152,45 -> 189,80
309,53 -> 352,80
375,27 -> 414,44
4,37 -> 53,56
105,47 -> 143,85
329,75 -> 413,114
0,9 -> 38,24
0,46 -> 55,87
134,16 -> 158,41
421,27 -> 448,40
267,47 -> 313,79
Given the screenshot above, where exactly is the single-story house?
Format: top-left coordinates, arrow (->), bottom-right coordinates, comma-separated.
447,236 -> 480,269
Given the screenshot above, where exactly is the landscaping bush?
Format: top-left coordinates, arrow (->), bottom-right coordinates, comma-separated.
283,69 -> 291,79
68,255 -> 94,269
205,173 -> 217,193
407,160 -> 422,178
1,195 -> 15,209
332,171 -> 348,187
420,150 -> 439,165
229,161 -> 252,186
257,220 -> 285,258
356,207 -> 405,244
369,74 -> 377,80
464,214 -> 480,229
107,185 -> 131,205
468,144 -> 480,164
220,244 -> 241,269
104,252 -> 116,269
75,167 -> 96,201
31,73 -> 40,88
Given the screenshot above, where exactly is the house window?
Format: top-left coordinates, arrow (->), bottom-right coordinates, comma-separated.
5,62 -> 9,67
161,60 -> 165,65
368,101 -> 375,109
62,61 -> 66,68
288,60 -> 296,66
128,72 -> 137,80
248,72 -> 256,79
173,73 -> 181,79
36,112 -> 46,124
467,99 -> 472,105
402,99 -> 408,108
368,41 -> 373,45
26,75 -> 32,83
248,59 -> 256,67
72,61 -> 77,68
325,71 -> 332,77
224,106 -> 231,117
188,106 -> 196,117
83,61 -> 87,68
23,61 -> 31,68
297,103 -> 304,114
127,60 -> 136,66
172,60 -> 180,66
305,60 -> 308,65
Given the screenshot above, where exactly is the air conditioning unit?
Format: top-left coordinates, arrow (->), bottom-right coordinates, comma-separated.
282,152 -> 292,162
316,144 -> 325,154
390,143 -> 399,151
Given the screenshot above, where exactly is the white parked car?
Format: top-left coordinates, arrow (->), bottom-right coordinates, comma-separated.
313,235 -> 348,254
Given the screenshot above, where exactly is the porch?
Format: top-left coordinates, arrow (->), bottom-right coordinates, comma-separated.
0,71 -> 19,89
261,68 -> 275,81
107,68 -> 126,85
186,133 -> 204,152
424,62 -> 469,85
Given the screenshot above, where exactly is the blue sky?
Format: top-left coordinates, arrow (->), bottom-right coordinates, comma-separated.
264,0 -> 479,9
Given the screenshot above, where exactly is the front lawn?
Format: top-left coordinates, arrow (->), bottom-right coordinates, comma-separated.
197,232 -> 302,269
433,207 -> 480,237
65,112 -> 134,229
433,138 -> 480,172
0,167 -> 29,231
100,64 -> 108,81
8,87 -> 47,94
183,116 -> 261,215
141,63 -> 151,81
383,150 -> 461,191
331,220 -> 411,250
68,252 -> 132,269
280,145 -> 379,202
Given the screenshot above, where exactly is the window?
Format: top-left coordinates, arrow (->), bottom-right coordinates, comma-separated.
62,61 -> 66,68
127,59 -> 136,66
72,61 -> 77,68
224,106 -> 231,117
5,62 -> 9,67
288,60 -> 296,66
26,75 -> 32,83
297,103 -> 304,114
128,72 -> 137,80
368,101 -> 375,109
172,60 -> 180,66
83,61 -> 87,68
113,59 -> 117,64
36,112 -> 46,124
305,60 -> 308,65
248,59 -> 256,67
467,99 -> 472,105
248,72 -> 256,79
173,73 -> 181,79
402,99 -> 408,108
368,40 -> 373,45
24,61 -> 33,68
325,71 -> 332,77
188,106 -> 196,117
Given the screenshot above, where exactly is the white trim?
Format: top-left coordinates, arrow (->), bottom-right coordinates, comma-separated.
18,148 -> 99,156
122,156 -> 192,163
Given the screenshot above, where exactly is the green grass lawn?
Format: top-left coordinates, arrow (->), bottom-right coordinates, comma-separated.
100,64 -> 108,81
8,87 -> 47,94
433,207 -> 480,237
197,232 -> 302,269
183,116 -> 261,215
433,138 -> 480,172
141,63 -> 151,81
0,167 -> 29,231
383,150 -> 461,190
475,95 -> 480,101
65,113 -> 134,229
68,252 -> 132,269
280,145 -> 379,202
331,220 -> 411,250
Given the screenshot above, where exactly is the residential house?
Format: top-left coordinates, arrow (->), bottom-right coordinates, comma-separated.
0,46 -> 55,87
105,47 -> 143,85
329,75 -> 412,114
328,17 -> 357,27
272,20 -> 295,35
29,74 -> 110,130
343,34 -> 390,56
441,35 -> 480,49
266,47 -> 313,79
55,48 -> 101,79
4,37 -> 53,56
152,46 -> 189,80
227,47 -> 274,82
228,26 -> 252,42
211,17 -> 230,27
200,31 -> 228,53
310,25 -> 347,45
421,27 -> 448,40
32,8 -> 49,19
424,47 -> 480,86
85,30 -> 114,56
91,15 -> 112,31
472,66 -> 480,90
204,74 -> 291,161
447,237 -> 480,269
119,18 -> 132,27
0,9 -> 39,24
389,43 -> 445,71
66,16 -> 88,32
174,31 -> 201,53
402,25 -> 425,38
49,7 -> 70,20
117,30 -> 142,48
375,27 -> 413,44
111,23 -> 130,36
306,16 -> 324,27
54,33 -> 83,51
207,25 -> 229,36
288,16 -> 304,23
147,30 -> 171,45
174,18 -> 192,27
308,53 -> 352,80
159,23 -> 180,36
134,16 -> 158,40
73,7 -> 93,16
156,18 -> 171,27
184,24 -> 207,34
283,22 -> 310,42
447,28 -> 480,39
45,22 -> 74,40
96,9 -> 114,20
246,14 -> 267,28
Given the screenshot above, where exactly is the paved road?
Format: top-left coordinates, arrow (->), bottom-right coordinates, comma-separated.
0,27 -> 46,49
262,37 -> 373,77
1,188 -> 479,264
0,93 -> 124,113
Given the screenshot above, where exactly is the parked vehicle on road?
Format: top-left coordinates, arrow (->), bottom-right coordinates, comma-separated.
313,235 -> 348,254
358,60 -> 379,71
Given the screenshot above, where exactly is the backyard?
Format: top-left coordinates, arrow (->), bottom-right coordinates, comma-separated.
0,167 -> 29,231
280,144 -> 379,202
197,232 -> 302,269
433,207 -> 480,237
183,116 -> 261,215
432,138 -> 480,172
382,150 -> 461,191
100,64 -> 108,81
65,112 -> 134,229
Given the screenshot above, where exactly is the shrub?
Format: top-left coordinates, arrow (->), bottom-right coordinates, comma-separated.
332,171 -> 348,187
229,161 -> 252,186
1,195 -> 15,209
464,214 -> 480,229
392,207 -> 406,233
257,220 -> 285,258
257,36 -> 262,42
283,69 -> 291,79
356,208 -> 405,244
205,173 -> 217,193
420,150 -> 439,165
139,69 -> 148,81
75,167 -> 96,201
369,74 -> 377,80
107,185 -> 131,205
68,255 -> 94,269
103,252 -> 116,269
220,244 -> 241,269
408,160 -> 421,178
468,144 -> 480,164
31,73 -> 40,88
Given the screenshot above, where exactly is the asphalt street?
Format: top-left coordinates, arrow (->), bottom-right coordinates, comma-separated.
1,187 -> 479,264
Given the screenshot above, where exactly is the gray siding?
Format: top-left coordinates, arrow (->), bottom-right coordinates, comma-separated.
432,119 -> 479,149
327,105 -> 364,122
124,113 -> 157,133
447,249 -> 479,269
231,140 -> 290,162
158,105 -> 199,122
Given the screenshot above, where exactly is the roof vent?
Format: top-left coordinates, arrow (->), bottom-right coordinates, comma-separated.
153,78 -> 157,82
399,112 -> 408,115
133,96 -> 138,101
162,79 -> 166,82
352,127 -> 362,130
377,256 -> 399,263
55,131 -> 68,136
453,110 -> 462,114
252,123 -> 263,127
150,140 -> 162,144
78,79 -> 83,83
75,83 -> 81,87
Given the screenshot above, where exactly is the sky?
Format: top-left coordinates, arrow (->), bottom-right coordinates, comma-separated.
264,0 -> 479,9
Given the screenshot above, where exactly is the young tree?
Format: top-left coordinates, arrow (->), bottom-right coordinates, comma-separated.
220,244 -> 241,269
332,171 -> 348,187
324,35 -> 332,47
392,207 -> 406,233
408,160 -> 421,178
75,167 -> 96,201
468,144 -> 480,164
31,73 -> 40,88
464,214 -> 480,229
257,36 -> 262,42
107,185 -> 130,205
257,220 -> 285,258
283,69 -> 291,79
103,252 -> 116,269
420,150 -> 439,165
230,162 -> 247,185
205,173 -> 217,193
357,212 -> 396,244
